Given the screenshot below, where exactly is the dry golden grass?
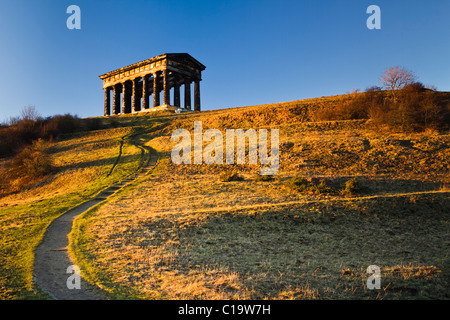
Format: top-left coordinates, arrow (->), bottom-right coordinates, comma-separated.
3,92 -> 449,299
70,109 -> 450,299
0,127 -> 134,207
0,126 -> 144,299
73,188 -> 449,299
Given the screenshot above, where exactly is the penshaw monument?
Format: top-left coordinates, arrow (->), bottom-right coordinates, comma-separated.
99,53 -> 206,116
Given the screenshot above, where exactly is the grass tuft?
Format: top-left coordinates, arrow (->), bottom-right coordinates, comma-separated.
254,173 -> 274,182
340,177 -> 364,196
219,171 -> 244,182
284,176 -> 334,194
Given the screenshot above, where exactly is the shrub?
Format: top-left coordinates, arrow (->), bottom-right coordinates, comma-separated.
2,139 -> 53,195
365,86 -> 382,92
10,139 -> 52,179
83,117 -> 103,131
284,176 -> 334,194
254,173 -> 274,182
315,91 -> 383,121
45,114 -> 83,135
284,176 -> 309,191
340,177 -> 363,196
403,81 -> 426,92
219,171 -> 244,182
369,89 -> 447,132
285,176 -> 367,196
0,109 -> 104,159
0,127 -> 22,156
316,80 -> 448,132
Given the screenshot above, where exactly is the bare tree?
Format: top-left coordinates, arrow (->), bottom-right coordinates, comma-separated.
381,66 -> 416,100
20,105 -> 41,121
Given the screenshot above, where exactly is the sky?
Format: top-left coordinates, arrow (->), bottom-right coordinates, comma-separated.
0,0 -> 449,121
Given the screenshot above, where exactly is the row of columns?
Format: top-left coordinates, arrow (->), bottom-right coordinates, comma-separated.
104,71 -> 201,116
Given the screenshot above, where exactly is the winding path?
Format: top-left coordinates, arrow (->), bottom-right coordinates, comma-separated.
33,132 -> 158,300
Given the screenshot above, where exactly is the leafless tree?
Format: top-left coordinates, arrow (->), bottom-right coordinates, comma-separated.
381,66 -> 416,100
20,105 -> 41,121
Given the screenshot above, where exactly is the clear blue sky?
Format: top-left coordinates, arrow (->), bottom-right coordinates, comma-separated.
0,0 -> 449,121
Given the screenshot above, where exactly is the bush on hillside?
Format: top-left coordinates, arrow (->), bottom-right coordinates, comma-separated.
368,88 -> 447,132
365,86 -> 382,92
254,173 -> 274,182
315,87 -> 448,132
285,176 -> 368,196
284,176 -> 334,194
315,91 -> 384,122
219,171 -> 244,182
83,117 -> 104,131
1,139 -> 53,195
10,139 -> 52,179
0,108 -> 107,158
340,177 -> 363,196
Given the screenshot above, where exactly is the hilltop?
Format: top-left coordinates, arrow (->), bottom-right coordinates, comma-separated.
0,91 -> 449,299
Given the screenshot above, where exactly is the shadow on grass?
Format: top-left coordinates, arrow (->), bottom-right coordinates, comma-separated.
282,175 -> 445,195
47,138 -> 117,155
54,153 -> 140,173
147,191 -> 449,299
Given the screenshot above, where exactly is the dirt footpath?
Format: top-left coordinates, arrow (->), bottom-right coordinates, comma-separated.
33,199 -> 109,300
33,148 -> 158,300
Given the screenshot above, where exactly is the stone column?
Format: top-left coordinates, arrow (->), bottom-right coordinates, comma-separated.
194,80 -> 201,111
163,70 -> 170,105
113,85 -> 120,115
123,82 -> 132,114
184,80 -> 191,110
174,81 -> 180,108
122,82 -> 127,114
142,75 -> 149,109
132,78 -> 137,113
135,79 -> 141,112
153,72 -> 160,107
104,87 -> 111,116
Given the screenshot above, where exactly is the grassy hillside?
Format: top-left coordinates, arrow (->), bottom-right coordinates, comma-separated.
1,92 -> 449,299
71,94 -> 449,300
0,126 -> 144,299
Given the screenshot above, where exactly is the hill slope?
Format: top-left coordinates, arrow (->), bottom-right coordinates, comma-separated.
1,93 -> 449,299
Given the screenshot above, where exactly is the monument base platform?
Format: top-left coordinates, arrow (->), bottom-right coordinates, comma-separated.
138,105 -> 194,113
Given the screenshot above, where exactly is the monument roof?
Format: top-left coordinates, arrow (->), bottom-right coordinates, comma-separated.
99,53 -> 206,79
